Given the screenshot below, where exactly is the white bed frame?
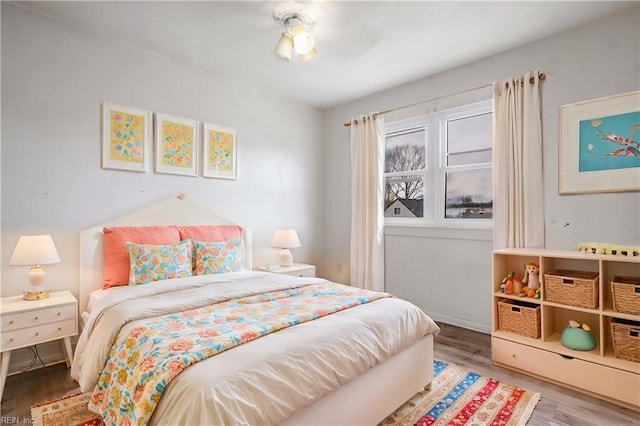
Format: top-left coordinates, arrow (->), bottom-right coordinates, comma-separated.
78,194 -> 434,425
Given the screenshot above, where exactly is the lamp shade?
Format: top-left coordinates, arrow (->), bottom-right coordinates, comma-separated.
270,229 -> 301,249
291,25 -> 315,55
10,235 -> 61,266
274,32 -> 293,62
299,47 -> 317,62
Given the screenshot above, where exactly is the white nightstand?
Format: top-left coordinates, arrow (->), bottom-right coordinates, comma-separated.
0,290 -> 78,401
258,263 -> 316,278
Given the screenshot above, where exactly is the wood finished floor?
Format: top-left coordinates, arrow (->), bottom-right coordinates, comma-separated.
2,322 -> 638,425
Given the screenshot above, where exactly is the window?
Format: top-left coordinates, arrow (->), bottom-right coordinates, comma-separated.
384,118 -> 427,219
384,100 -> 492,227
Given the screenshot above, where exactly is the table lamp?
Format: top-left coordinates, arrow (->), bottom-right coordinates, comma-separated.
9,234 -> 61,300
270,229 -> 301,267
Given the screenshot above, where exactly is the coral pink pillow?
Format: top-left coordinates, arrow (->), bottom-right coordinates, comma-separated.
103,226 -> 181,288
176,225 -> 243,242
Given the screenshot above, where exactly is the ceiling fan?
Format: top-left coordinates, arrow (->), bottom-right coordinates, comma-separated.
267,1 -> 392,64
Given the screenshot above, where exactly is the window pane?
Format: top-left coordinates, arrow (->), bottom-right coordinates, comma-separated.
445,169 -> 492,219
384,175 -> 424,218
448,149 -> 492,166
385,129 -> 426,172
447,113 -> 492,166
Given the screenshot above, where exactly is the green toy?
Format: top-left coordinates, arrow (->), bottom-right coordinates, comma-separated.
560,320 -> 596,351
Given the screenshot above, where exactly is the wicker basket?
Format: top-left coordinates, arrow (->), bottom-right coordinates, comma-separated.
498,299 -> 540,338
611,276 -> 640,315
544,269 -> 599,309
611,319 -> 640,363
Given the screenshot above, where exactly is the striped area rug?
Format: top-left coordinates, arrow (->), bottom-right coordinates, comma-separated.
380,360 -> 541,425
31,360 -> 540,426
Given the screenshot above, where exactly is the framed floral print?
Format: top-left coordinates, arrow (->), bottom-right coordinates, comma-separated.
155,113 -> 199,176
101,102 -> 152,172
559,90 -> 640,194
202,122 -> 237,180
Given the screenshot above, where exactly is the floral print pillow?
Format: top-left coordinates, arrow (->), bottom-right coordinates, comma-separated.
127,239 -> 193,285
194,238 -> 244,275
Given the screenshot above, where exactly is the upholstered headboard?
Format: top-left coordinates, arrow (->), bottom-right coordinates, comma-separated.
78,193 -> 252,314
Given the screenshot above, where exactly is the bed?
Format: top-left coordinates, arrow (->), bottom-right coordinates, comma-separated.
72,194 -> 440,425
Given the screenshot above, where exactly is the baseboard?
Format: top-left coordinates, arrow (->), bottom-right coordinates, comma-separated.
428,312 -> 491,334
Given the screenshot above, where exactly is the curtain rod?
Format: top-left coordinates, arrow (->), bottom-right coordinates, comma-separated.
343,72 -> 546,127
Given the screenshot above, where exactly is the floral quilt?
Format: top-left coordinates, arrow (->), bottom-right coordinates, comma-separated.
88,282 -> 392,425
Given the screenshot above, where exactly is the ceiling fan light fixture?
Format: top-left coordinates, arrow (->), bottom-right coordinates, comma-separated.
274,32 -> 293,62
291,24 -> 315,55
299,46 -> 317,62
272,5 -> 319,63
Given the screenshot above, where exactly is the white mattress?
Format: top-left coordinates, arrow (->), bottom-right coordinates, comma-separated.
86,286 -> 113,315
71,272 -> 439,425
80,285 -> 122,328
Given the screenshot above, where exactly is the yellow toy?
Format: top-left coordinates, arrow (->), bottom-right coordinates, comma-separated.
577,242 -> 639,257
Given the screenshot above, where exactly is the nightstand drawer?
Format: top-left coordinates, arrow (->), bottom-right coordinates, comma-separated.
283,267 -> 315,278
258,263 -> 316,278
1,303 -> 76,332
1,318 -> 77,351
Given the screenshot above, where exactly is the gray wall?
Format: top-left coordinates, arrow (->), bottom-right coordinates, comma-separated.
1,4 -> 324,369
1,4 -> 639,371
321,9 -> 640,332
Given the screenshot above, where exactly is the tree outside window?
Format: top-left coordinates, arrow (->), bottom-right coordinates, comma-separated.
384,125 -> 426,219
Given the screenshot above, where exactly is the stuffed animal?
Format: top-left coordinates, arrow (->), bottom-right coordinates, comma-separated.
522,262 -> 540,291
500,272 -> 523,295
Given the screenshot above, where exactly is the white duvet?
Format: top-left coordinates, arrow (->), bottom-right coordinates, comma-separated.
71,272 -> 440,425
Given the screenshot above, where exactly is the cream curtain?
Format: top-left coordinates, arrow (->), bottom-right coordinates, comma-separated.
493,70 -> 544,249
350,113 -> 385,292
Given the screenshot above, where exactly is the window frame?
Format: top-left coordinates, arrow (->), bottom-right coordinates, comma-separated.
383,100 -> 493,229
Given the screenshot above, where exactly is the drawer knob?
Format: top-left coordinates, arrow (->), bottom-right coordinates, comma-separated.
512,354 -> 516,359
34,316 -> 39,321
57,312 -> 61,316
35,332 -> 39,336
57,327 -> 62,331
9,338 -> 13,342
9,320 -> 13,325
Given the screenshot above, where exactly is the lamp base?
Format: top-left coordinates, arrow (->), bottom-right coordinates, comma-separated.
24,290 -> 49,301
278,248 -> 294,267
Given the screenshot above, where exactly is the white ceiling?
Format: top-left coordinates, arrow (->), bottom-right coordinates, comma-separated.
11,1 -> 635,109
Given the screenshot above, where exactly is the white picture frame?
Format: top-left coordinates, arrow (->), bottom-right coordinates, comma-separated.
202,122 -> 238,180
559,90 -> 640,194
101,102 -> 152,172
154,113 -> 199,177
